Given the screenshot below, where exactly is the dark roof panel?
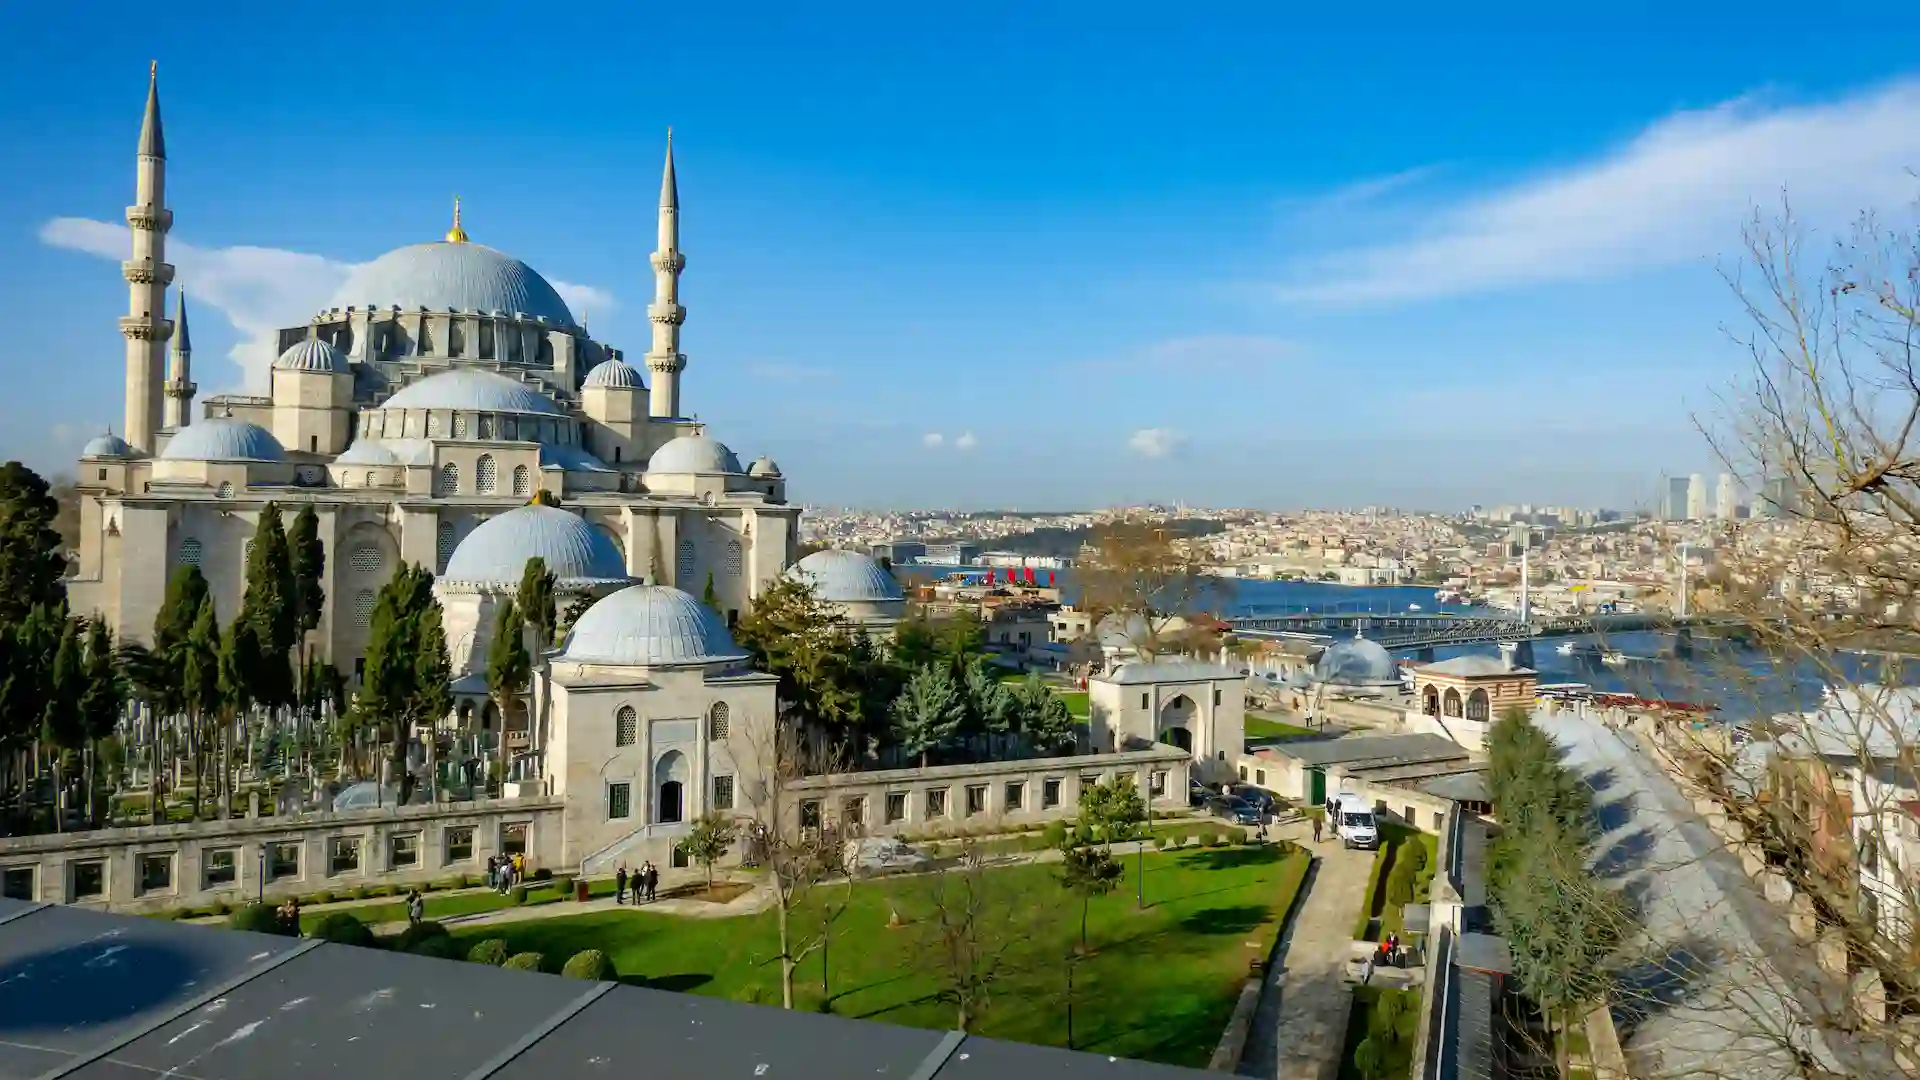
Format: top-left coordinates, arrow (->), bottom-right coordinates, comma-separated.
932,1034 -> 1215,1077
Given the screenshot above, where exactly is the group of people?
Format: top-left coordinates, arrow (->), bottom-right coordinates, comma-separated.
486,852 -> 528,894
616,862 -> 660,904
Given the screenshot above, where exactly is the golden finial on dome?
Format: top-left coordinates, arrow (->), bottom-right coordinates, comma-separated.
445,195 -> 469,243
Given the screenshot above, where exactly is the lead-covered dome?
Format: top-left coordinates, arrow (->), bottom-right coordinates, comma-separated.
330,242 -> 575,325
380,369 -> 565,415
560,584 -> 746,667
747,455 -> 782,478
82,432 -> 136,459
582,359 -> 643,389
647,434 -> 742,474
443,504 -> 630,587
275,338 -> 349,373
161,418 -> 286,462
1313,634 -> 1401,686
333,440 -> 401,465
786,549 -> 904,602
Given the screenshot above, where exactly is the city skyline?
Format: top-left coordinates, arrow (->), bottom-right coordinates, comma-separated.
6,7 -> 1920,508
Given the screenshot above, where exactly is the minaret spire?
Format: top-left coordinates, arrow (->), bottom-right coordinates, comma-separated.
445,195 -> 468,243
163,291 -> 196,430
121,62 -> 174,452
646,130 -> 686,419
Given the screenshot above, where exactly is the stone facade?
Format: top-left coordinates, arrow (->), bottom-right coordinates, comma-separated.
1088,661 -> 1247,786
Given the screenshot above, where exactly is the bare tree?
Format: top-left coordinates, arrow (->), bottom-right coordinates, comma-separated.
916,842 -> 1034,1032
1074,518 -> 1216,660
739,714 -> 845,1010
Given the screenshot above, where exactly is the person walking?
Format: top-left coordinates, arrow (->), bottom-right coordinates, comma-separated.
485,854 -> 497,892
643,862 -> 659,903
1312,813 -> 1323,844
406,890 -> 424,928
616,864 -> 629,905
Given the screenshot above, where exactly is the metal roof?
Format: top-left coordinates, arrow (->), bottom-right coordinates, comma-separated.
330,243 -> 575,325
1263,733 -> 1467,769
1098,661 -> 1240,686
0,898 -> 1210,1080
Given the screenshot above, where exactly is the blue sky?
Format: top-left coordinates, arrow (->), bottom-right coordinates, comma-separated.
5,3 -> 1920,511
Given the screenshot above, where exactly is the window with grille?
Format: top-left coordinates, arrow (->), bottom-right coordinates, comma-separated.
725,540 -> 743,577
216,481 -> 235,499
436,522 -> 456,569
427,413 -> 443,438
364,471 -> 377,488
607,782 -> 631,820
438,463 -> 459,496
476,455 -> 497,494
177,537 -> 202,566
676,538 -> 696,582
352,589 -> 378,627
713,775 -> 734,810
512,465 -> 530,496
349,545 -> 382,574
478,414 -> 494,439
453,413 -> 468,438
926,789 -> 948,819
708,702 -> 730,740
503,417 -> 519,440
615,706 -> 637,747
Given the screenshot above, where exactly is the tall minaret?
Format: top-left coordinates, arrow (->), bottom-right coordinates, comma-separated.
121,63 -> 173,453
645,131 -> 686,419
163,291 -> 195,429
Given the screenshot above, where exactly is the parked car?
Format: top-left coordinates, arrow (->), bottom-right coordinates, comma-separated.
1189,778 -> 1211,808
1326,789 -> 1379,849
1210,796 -> 1263,827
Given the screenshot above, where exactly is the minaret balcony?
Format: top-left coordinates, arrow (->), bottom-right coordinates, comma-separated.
646,352 -> 686,373
647,302 -> 685,325
122,260 -> 176,286
118,316 -> 174,342
124,205 -> 174,232
651,251 -> 685,273
166,379 -> 198,397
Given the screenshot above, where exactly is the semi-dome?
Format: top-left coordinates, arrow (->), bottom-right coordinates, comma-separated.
82,432 -> 136,459
1313,634 -> 1401,686
582,359 -> 643,389
538,443 -> 613,473
442,504 -> 630,587
786,549 -> 904,603
380,369 -> 566,416
647,433 -> 742,474
330,242 -> 575,325
333,440 -> 401,465
274,338 -> 349,373
160,418 -> 286,462
560,584 -> 746,667
747,455 -> 782,478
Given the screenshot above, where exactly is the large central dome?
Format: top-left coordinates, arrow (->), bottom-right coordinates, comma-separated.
330,242 -> 575,325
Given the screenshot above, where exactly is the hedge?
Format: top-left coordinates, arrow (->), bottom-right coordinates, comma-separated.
503,952 -> 544,972
467,939 -> 509,966
228,903 -> 297,937
561,949 -> 616,981
312,912 -> 376,948
390,920 -> 450,954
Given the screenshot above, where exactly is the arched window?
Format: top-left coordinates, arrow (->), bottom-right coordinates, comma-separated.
615,705 -> 637,747
478,320 -> 495,360
536,338 -> 553,368
334,324 -> 354,355
436,521 -> 457,571
1442,688 -> 1463,718
512,465 -> 531,497
452,413 -> 468,439
418,320 -> 434,355
655,750 -> 688,824
448,319 -> 466,358
506,327 -> 523,364
216,481 -> 235,499
1421,685 -> 1440,716
476,455 -> 498,494
503,417 -> 519,441
364,470 -> 377,488
708,702 -> 730,741
1466,688 -> 1490,723
725,540 -> 743,578
478,414 -> 494,440
438,463 -> 459,496
676,538 -> 696,583
352,589 -> 378,627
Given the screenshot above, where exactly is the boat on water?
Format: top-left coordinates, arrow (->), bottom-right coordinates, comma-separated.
1556,641 -> 1577,656
1600,649 -> 1628,667
1407,603 -> 1422,612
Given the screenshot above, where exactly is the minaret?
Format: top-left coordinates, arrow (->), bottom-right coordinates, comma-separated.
645,131 -> 686,419
163,291 -> 195,429
121,63 -> 173,453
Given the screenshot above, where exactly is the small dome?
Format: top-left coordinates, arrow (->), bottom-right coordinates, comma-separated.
82,433 -> 136,459
274,338 -> 350,373
380,369 -> 566,416
443,504 -> 630,587
330,242 -> 575,325
161,418 -> 286,462
786,549 -> 904,603
1095,612 -> 1191,650
647,433 -> 742,474
582,359 -> 644,389
747,455 -> 782,478
333,440 -> 401,465
561,584 -> 746,667
1313,635 -> 1401,686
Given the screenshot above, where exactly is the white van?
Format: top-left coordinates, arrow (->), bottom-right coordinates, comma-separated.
1328,790 -> 1379,850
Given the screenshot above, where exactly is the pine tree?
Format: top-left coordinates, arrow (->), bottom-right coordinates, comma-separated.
0,462 -> 69,626
485,597 -> 530,794
1015,676 -> 1076,755
409,582 -> 452,803
890,665 -> 964,768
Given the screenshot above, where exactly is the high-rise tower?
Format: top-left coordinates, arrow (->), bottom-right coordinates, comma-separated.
162,291 -> 195,430
646,133 -> 686,419
121,63 -> 173,453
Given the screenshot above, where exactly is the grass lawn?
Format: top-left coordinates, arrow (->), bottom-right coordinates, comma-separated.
1245,716 -> 1315,740
1338,986 -> 1421,1080
296,879 -> 592,933
452,844 -> 1309,1068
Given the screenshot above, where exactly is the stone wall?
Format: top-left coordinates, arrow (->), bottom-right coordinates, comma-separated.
0,797 -> 565,914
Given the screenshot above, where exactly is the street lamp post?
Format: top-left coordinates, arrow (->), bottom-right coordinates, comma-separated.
1137,786 -> 1151,908
257,846 -> 265,904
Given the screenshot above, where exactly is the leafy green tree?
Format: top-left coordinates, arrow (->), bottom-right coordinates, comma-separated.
485,596 -> 530,792
890,665 -> 964,767
78,619 -> 124,826
1353,1036 -> 1386,1080
891,613 -> 943,672
0,462 -> 69,626
681,811 -> 739,890
240,505 -> 295,707
360,564 -> 451,805
1078,773 -> 1147,851
734,577 -> 871,748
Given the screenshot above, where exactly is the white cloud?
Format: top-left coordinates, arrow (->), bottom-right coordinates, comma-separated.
923,432 -> 945,448
1287,165 -> 1441,214
551,281 -> 614,322
39,217 -> 613,391
953,431 -> 977,452
1274,79 -> 1920,305
1127,427 -> 1183,459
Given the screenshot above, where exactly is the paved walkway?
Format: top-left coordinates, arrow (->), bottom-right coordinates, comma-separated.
1238,823 -> 1374,1080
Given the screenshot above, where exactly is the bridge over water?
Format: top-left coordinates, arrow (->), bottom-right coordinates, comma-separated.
1225,610 -> 1736,651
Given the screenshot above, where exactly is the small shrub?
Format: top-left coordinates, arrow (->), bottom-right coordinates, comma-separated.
1209,833 -> 1229,847
390,920 -> 450,954
228,902 -> 297,937
409,934 -> 463,960
1353,1036 -> 1386,1080
926,843 -> 943,858
468,938 -> 510,966
1406,840 -> 1430,873
310,891 -> 334,905
1154,834 -> 1169,850
1042,821 -> 1068,848
376,885 -> 400,898
154,908 -> 185,921
1200,830 -> 1219,847
503,952 -> 544,972
1227,827 -> 1248,845
1386,859 -> 1416,907
210,900 -> 232,916
553,875 -> 575,898
350,886 -> 373,900
561,949 -> 616,980
1372,992 -> 1409,1036
313,912 -> 376,948
434,877 -> 462,891
455,873 -> 473,888
511,885 -> 529,906
532,867 -> 554,882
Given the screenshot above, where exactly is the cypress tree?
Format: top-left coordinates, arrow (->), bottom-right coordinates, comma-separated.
148,566 -> 209,822
79,619 -> 125,827
0,462 -> 68,625
360,565 -> 452,805
485,597 -> 530,794
218,619 -> 262,818
240,505 -> 295,711
181,594 -> 221,820
517,557 -> 557,759
286,505 -> 325,779
41,617 -> 84,830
